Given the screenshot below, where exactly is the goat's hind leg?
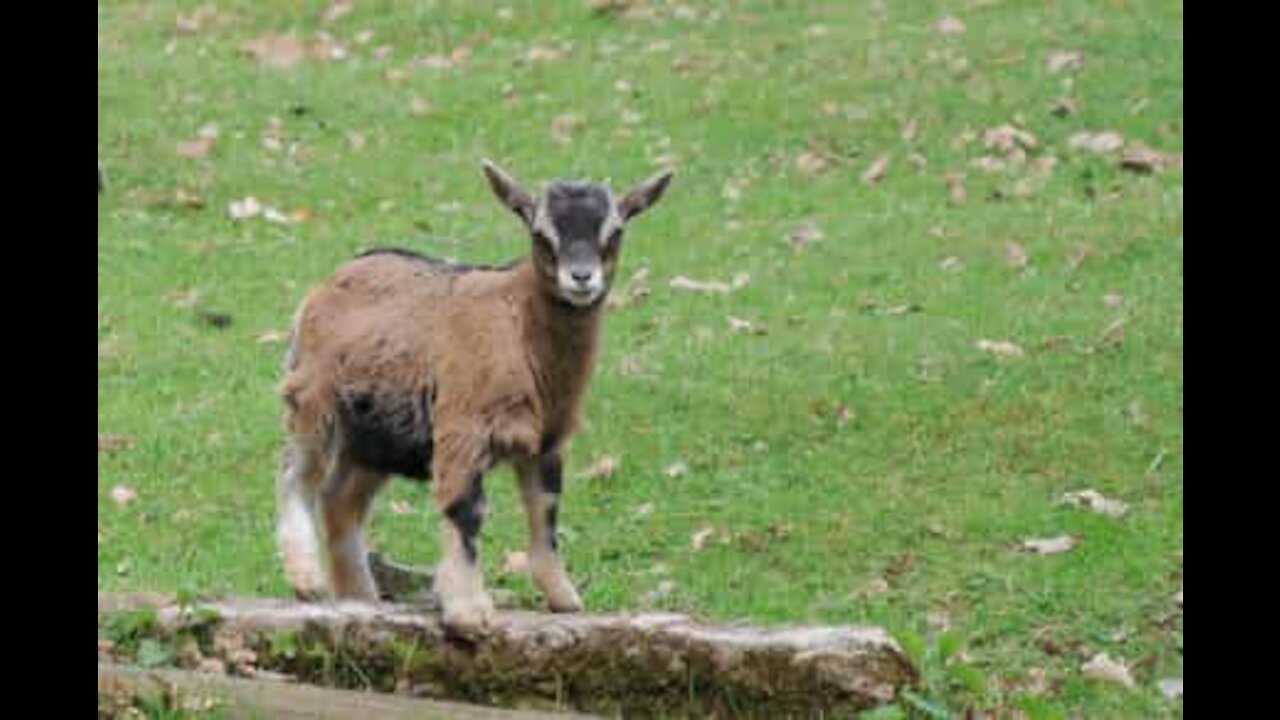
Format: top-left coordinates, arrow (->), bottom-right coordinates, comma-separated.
276,440 -> 326,601
321,461 -> 389,602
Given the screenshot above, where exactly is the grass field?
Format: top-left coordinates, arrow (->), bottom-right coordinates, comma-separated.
98,1 -> 1184,716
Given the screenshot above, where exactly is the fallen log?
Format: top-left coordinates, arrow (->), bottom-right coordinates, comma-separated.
99,594 -> 918,717
99,663 -> 590,719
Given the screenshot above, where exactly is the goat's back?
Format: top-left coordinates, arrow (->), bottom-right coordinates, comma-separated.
280,253 -> 535,445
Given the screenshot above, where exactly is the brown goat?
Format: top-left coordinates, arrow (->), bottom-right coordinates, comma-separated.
276,161 -> 674,636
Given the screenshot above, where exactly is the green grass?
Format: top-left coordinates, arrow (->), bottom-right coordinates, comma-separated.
99,1 -> 1184,716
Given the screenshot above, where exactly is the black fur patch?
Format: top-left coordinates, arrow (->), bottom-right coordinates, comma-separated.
546,505 -> 561,553
445,475 -> 487,564
358,247 -> 520,274
538,454 -> 564,552
539,434 -> 562,456
539,454 -> 565,496
338,391 -> 434,481
547,184 -> 611,243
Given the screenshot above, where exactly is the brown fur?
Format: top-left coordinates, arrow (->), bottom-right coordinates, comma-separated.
281,255 -> 601,510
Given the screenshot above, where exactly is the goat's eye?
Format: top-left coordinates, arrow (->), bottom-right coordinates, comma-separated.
605,230 -> 624,252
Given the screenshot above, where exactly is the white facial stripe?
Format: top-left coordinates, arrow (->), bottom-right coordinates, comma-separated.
532,194 -> 561,249
599,205 -> 625,247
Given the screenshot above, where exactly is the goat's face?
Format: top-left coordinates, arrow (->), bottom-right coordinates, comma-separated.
483,161 -> 674,309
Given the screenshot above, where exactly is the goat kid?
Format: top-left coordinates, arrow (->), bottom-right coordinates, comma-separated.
276,161 -> 673,636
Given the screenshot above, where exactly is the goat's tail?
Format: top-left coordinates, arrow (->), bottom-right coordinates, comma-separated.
283,303 -> 306,373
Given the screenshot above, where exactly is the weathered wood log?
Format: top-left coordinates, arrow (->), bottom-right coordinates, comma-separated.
98,594 -> 918,718
99,663 -> 590,719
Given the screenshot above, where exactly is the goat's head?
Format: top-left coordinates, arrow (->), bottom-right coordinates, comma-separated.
483,161 -> 674,309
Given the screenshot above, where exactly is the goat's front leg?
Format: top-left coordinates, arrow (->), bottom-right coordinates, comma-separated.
433,438 -> 496,637
517,454 -> 584,614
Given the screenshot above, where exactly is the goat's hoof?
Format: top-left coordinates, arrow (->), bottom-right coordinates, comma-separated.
442,594 -> 496,639
293,587 -> 327,603
547,592 -> 585,615
539,577 -> 584,614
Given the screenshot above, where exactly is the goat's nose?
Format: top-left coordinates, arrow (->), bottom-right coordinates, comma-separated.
571,269 -> 593,285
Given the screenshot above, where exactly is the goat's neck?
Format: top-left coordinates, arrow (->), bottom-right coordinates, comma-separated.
518,262 -> 603,424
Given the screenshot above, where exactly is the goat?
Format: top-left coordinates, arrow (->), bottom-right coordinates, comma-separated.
276,161 -> 674,636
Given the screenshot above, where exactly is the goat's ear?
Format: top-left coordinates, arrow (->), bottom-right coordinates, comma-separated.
482,160 -> 536,226
619,169 -> 675,222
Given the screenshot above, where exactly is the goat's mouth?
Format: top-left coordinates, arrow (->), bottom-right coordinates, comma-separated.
561,287 -> 605,308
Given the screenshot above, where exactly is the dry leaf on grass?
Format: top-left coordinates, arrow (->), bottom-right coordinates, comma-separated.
1047,50 -> 1085,74
640,580 -> 678,607
935,17 -> 967,36
1060,490 -> 1129,518
321,0 -> 354,24
670,274 -> 749,295
199,312 -> 234,330
1082,653 -> 1135,688
177,125 -> 219,160
1006,242 -> 1030,270
111,486 -> 139,508
99,435 -> 136,454
1120,144 -> 1183,174
1070,131 -> 1126,155
525,45 -> 566,64
552,114 -> 584,145
859,578 -> 892,598
788,222 -> 825,252
1052,98 -> 1081,118
984,124 -> 1039,155
691,527 -> 716,553
618,355 -> 644,378
229,197 -> 263,221
1020,536 -> 1077,555
728,317 -> 766,336
606,268 -> 652,312
242,35 -> 309,69
176,6 -> 218,34
796,151 -> 831,177
902,118 -> 920,142
972,156 -> 1007,174
862,155 -> 890,185
946,172 -> 969,205
580,456 -> 620,481
410,96 -> 434,116
976,339 -> 1026,359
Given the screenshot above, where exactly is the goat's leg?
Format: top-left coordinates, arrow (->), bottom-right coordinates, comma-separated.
433,438 -> 496,636
276,440 -> 327,601
517,455 -> 584,614
320,461 -> 389,602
